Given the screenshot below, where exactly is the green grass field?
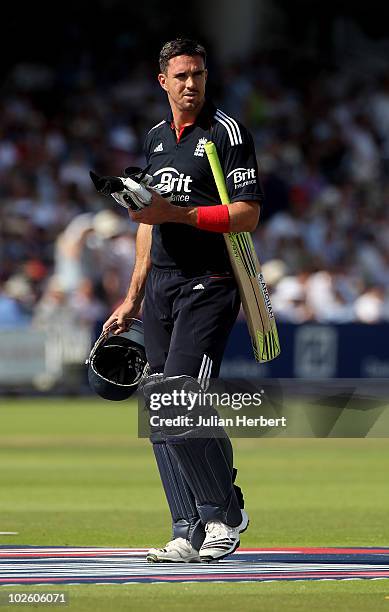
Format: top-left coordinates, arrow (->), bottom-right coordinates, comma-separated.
1,398 -> 389,611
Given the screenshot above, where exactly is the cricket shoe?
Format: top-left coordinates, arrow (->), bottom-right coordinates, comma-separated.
199,510 -> 249,562
146,538 -> 201,563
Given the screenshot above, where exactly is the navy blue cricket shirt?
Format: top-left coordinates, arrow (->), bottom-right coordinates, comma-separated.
144,100 -> 263,273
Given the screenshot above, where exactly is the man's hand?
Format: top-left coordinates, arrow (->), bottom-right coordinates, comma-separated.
128,190 -> 176,224
103,299 -> 141,335
129,191 -> 197,225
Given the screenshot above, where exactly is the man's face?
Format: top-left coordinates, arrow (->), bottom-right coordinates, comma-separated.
158,54 -> 207,113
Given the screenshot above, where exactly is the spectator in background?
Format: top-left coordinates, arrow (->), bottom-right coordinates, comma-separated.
354,286 -> 386,323
0,276 -> 33,328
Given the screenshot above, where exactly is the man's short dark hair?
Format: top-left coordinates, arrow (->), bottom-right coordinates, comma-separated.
159,38 -> 207,73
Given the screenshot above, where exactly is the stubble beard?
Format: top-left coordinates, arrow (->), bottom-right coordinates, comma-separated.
167,90 -> 205,119
179,94 -> 204,113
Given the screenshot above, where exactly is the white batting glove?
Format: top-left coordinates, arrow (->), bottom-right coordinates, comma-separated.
90,166 -> 171,212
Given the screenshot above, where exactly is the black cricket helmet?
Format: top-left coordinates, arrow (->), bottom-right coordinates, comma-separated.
86,319 -> 148,401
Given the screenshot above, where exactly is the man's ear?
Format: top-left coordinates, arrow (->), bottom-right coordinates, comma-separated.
205,68 -> 208,83
158,73 -> 168,92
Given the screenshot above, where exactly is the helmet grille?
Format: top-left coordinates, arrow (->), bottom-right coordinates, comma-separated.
93,344 -> 146,386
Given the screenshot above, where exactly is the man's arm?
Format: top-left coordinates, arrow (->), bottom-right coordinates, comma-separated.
128,192 -> 260,233
103,223 -> 152,334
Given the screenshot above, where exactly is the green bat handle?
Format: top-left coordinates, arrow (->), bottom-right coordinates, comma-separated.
204,141 -> 231,205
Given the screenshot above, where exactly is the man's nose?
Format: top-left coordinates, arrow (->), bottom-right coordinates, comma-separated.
186,75 -> 195,89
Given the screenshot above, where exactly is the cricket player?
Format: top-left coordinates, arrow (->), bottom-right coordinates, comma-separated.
103,38 -> 263,562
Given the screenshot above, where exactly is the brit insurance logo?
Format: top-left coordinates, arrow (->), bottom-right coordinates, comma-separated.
227,167 -> 257,190
153,167 -> 192,202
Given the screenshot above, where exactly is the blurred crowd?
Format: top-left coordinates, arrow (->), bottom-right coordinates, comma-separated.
1,49 -> 389,330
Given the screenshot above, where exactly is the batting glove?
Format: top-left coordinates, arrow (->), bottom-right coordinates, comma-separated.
90,166 -> 171,212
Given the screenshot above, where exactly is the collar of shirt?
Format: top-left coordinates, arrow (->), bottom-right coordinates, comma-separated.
165,99 -> 216,132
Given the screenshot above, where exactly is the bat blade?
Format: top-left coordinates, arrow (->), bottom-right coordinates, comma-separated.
205,141 -> 280,363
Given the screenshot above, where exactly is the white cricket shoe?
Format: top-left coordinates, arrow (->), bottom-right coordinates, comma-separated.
199,510 -> 249,561
146,537 -> 201,563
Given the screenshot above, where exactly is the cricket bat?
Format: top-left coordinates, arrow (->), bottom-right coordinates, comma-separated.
205,141 -> 280,362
